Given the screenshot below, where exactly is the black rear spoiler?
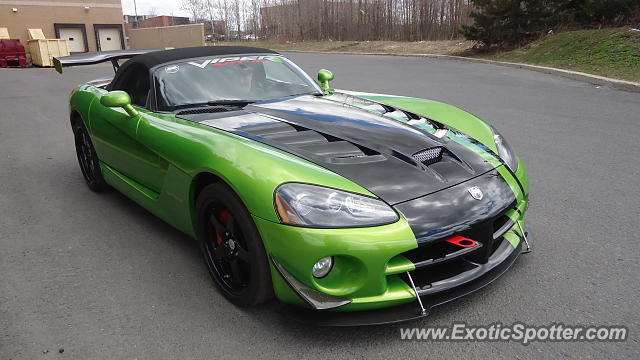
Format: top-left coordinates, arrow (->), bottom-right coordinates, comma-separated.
53,48 -> 167,74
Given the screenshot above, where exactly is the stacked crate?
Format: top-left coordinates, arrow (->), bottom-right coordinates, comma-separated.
27,28 -> 69,67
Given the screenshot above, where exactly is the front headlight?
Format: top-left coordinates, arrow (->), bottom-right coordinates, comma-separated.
274,183 -> 399,228
492,127 -> 519,172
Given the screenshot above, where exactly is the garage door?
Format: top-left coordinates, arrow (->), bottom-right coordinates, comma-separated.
97,28 -> 123,51
58,28 -> 86,53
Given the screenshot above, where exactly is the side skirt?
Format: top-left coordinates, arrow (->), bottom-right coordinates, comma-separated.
100,162 -> 197,238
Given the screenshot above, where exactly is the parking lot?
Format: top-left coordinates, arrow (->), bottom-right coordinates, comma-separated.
1,52 -> 638,358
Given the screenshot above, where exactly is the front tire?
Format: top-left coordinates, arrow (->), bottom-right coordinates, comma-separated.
196,183 -> 273,307
73,121 -> 109,192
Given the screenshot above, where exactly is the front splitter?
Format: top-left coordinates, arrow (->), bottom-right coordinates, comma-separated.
275,229 -> 531,326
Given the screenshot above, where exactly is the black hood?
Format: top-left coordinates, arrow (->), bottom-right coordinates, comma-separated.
178,95 -> 498,205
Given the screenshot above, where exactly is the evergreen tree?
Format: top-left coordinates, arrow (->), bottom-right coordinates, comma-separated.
462,0 -> 550,47
463,0 -> 640,47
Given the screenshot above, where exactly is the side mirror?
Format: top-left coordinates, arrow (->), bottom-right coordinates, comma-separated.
100,90 -> 139,117
317,69 -> 334,91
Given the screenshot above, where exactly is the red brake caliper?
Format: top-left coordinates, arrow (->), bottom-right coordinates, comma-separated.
446,236 -> 477,248
215,210 -> 231,245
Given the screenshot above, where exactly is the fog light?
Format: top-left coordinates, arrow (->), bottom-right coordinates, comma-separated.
312,256 -> 333,278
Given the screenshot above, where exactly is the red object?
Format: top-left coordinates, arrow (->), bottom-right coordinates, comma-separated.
0,39 -> 28,68
446,236 -> 478,248
214,210 -> 231,245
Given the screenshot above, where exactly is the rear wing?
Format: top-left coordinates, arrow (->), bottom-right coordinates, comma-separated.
53,48 -> 165,74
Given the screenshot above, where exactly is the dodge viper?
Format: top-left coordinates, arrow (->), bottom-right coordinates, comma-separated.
54,46 -> 531,325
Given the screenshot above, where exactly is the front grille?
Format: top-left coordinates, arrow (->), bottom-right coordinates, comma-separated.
401,258 -> 478,291
403,238 -> 483,269
412,147 -> 443,166
492,213 -> 514,239
403,203 -> 516,269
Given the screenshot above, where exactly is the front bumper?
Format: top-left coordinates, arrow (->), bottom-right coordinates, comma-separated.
255,161 -> 530,325
255,205 -> 530,321
279,227 -> 532,326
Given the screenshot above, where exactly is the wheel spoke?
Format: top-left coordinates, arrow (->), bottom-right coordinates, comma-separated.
210,214 -> 226,235
236,245 -> 250,262
213,244 -> 225,260
77,132 -> 95,182
229,259 -> 243,286
225,214 -> 236,235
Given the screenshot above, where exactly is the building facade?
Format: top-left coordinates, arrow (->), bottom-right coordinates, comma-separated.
0,0 -> 124,53
123,14 -> 154,25
123,15 -> 191,37
136,15 -> 190,28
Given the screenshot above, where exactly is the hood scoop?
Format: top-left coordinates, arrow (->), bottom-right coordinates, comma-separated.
413,147 -> 443,166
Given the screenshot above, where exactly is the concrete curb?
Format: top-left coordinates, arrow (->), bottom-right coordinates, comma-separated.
282,50 -> 640,93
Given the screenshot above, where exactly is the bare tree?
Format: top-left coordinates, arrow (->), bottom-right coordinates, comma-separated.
204,0 -> 219,35
192,0 -> 473,43
253,0 -> 474,42
181,0 -> 206,22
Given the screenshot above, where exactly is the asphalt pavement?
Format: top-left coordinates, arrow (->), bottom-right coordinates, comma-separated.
1,52 -> 639,359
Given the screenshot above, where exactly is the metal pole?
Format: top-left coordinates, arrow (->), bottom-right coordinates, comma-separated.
133,0 -> 138,28
406,272 -> 426,315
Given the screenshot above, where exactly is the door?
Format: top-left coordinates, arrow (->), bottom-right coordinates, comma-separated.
97,27 -> 123,51
58,28 -> 85,52
89,65 -> 167,193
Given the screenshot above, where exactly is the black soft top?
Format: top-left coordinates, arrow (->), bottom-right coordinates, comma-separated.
53,46 -> 278,74
130,46 -> 279,68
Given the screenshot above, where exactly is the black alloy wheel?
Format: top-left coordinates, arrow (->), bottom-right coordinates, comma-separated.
196,183 -> 273,306
73,122 -> 109,192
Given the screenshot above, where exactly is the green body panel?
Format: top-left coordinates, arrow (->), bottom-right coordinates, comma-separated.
515,158 -> 529,196
73,87 -> 377,234
69,82 -> 530,311
254,215 -> 417,308
385,255 -> 416,275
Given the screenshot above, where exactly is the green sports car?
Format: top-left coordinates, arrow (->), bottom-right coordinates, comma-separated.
55,46 -> 531,325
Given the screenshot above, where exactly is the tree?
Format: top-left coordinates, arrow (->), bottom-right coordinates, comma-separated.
181,0 -> 206,22
461,0 -> 550,47
462,0 -> 640,47
552,0 -> 640,26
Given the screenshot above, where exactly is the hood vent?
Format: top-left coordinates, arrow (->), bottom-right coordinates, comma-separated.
176,106 -> 238,115
243,120 -> 383,164
413,147 -> 443,166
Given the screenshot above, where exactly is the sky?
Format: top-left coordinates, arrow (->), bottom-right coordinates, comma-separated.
121,0 -> 189,17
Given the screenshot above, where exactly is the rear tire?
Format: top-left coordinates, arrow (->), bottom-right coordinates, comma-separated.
73,121 -> 110,192
196,182 -> 274,307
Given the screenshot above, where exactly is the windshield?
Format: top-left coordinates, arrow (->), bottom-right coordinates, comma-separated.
153,55 -> 322,111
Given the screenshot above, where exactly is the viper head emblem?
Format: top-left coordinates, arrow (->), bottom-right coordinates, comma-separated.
467,186 -> 483,200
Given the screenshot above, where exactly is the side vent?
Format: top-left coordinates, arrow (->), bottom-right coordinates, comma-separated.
412,147 -> 443,166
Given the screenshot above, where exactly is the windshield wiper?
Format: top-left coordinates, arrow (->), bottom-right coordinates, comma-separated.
289,91 -> 324,97
207,100 -> 256,106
